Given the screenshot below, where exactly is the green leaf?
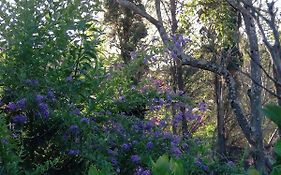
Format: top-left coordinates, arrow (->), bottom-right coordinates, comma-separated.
88,165 -> 110,175
263,104 -> 281,127
247,168 -> 261,175
151,155 -> 184,175
275,140 -> 281,157
151,155 -> 170,175
170,158 -> 184,175
271,165 -> 281,175
88,165 -> 99,175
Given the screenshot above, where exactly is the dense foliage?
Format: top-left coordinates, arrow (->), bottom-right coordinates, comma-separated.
0,0 -> 280,175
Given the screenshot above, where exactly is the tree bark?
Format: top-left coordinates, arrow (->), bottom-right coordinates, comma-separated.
170,0 -> 188,136
177,60 -> 188,136
243,1 -> 265,172
215,73 -> 226,160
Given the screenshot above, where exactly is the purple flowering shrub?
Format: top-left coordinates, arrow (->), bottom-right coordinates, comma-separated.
0,83 -> 110,174
89,112 -> 206,174
0,81 -> 238,174
0,61 -> 236,175
0,0 -> 106,173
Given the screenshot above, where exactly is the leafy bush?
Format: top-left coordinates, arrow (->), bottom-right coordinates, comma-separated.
151,155 -> 184,175
263,104 -> 281,175
0,0 -> 105,174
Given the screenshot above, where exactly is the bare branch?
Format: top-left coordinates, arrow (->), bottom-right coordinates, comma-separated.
179,53 -> 255,145
227,0 -> 254,17
170,0 -> 177,33
245,50 -> 281,86
256,17 -> 273,49
115,0 -> 159,27
238,69 -> 281,99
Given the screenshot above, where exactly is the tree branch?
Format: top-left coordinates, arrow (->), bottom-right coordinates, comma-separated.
115,0 -> 159,27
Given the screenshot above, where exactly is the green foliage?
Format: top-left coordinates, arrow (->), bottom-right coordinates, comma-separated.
263,104 -> 281,175
271,140 -> 281,175
104,0 -> 147,63
0,0 -> 106,174
247,168 -> 261,175
274,140 -> 281,157
151,155 -> 184,175
270,165 -> 281,175
0,116 -> 21,175
183,0 -> 237,46
88,165 -> 111,175
263,104 -> 281,128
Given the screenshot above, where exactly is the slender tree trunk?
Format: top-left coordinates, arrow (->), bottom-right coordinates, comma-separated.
215,74 -> 226,160
177,61 -> 188,136
170,0 -> 178,135
243,1 -> 265,172
170,0 -> 188,136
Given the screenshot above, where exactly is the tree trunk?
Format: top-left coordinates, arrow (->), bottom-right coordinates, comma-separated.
243,1 -> 265,172
215,74 -> 226,160
177,61 -> 188,136
170,0 -> 188,136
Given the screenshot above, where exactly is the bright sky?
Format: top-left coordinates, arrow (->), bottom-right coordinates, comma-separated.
276,0 -> 281,8
4,0 -> 281,10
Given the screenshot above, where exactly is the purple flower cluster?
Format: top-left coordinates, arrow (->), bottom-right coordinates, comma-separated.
110,157 -> 118,166
107,148 -> 118,157
1,138 -> 9,145
131,155 -> 141,164
67,149 -> 80,156
63,124 -> 82,151
170,34 -> 189,60
146,141 -> 153,150
195,159 -> 209,172
143,121 -> 154,131
6,102 -> 17,111
32,93 -> 52,119
71,107 -> 81,116
80,117 -> 90,124
66,75 -> 73,82
12,114 -> 27,124
172,112 -> 183,127
25,79 -> 39,86
16,98 -> 27,110
69,125 -> 79,135
2,92 -> 50,127
134,167 -> 151,175
35,94 -> 44,103
198,102 -> 207,112
47,89 -> 56,102
5,98 -> 27,112
118,96 -> 125,102
38,103 -> 49,119
121,143 -> 130,151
